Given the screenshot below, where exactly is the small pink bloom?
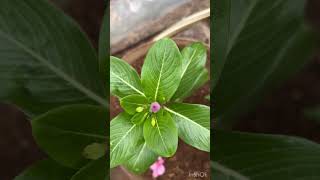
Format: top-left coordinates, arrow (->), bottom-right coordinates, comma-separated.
150,157 -> 165,178
150,102 -> 161,113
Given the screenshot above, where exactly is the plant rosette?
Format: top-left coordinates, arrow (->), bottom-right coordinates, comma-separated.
110,38 -> 210,174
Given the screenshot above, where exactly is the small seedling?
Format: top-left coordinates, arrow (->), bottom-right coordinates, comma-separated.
110,38 -> 210,174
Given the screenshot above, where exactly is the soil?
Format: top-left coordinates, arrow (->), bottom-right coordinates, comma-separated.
110,54 -> 210,180
0,105 -> 45,180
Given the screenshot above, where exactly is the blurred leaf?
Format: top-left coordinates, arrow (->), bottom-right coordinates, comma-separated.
141,38 -> 182,103
212,0 -> 317,128
165,103 -> 210,152
82,143 -> 106,160
211,161 -> 249,180
172,42 -> 208,101
110,113 -> 143,168
143,110 -> 178,157
213,130 -> 320,179
71,157 -> 108,180
99,9 -> 109,87
110,56 -> 145,98
14,159 -> 75,180
0,0 -> 107,116
32,105 -> 107,169
304,106 -> 320,124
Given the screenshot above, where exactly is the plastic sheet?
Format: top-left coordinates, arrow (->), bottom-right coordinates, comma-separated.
110,0 -> 208,53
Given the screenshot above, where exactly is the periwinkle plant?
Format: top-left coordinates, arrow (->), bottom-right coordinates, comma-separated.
110,38 -> 210,174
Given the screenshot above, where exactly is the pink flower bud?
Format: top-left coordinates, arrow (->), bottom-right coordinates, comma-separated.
150,102 -> 161,113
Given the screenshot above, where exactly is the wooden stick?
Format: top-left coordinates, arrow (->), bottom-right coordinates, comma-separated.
153,8 -> 210,41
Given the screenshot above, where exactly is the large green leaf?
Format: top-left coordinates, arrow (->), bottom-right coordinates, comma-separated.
213,0 -> 317,127
211,0 -> 231,88
212,130 -> 320,179
14,159 -> 75,180
141,38 -> 182,103
143,110 -> 178,157
120,94 -> 148,115
124,140 -> 157,174
0,0 -> 107,116
110,113 -> 143,168
32,105 -> 107,169
71,157 -> 107,180
165,103 -> 210,152
99,7 -> 109,87
110,56 -> 145,98
172,42 -> 208,101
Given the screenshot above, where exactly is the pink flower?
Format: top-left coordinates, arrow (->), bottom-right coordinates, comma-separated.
150,102 -> 161,113
150,157 -> 165,178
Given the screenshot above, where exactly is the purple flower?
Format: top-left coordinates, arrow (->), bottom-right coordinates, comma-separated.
150,102 -> 161,113
150,157 -> 165,178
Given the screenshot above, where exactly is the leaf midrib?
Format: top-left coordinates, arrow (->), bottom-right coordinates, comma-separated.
111,124 -> 136,154
155,117 -> 169,154
0,30 -> 108,107
154,48 -> 166,101
111,71 -> 145,97
180,50 -> 197,78
164,106 -> 209,132
133,142 -> 146,168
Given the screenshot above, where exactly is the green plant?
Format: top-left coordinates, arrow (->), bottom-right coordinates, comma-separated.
212,0 -> 320,179
0,0 -> 108,179
110,38 -> 210,173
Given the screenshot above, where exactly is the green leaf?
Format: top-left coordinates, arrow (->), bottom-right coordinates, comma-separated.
110,113 -> 143,168
32,105 -> 107,169
213,130 -> 320,179
172,42 -> 208,101
165,103 -> 210,152
143,110 -> 178,157
120,94 -> 148,115
83,142 -> 106,160
14,159 -> 75,180
141,38 -> 182,103
213,0 -> 317,128
304,106 -> 320,124
211,0 -> 231,89
124,141 -> 157,174
0,0 -> 107,116
99,10 -> 109,87
131,111 -> 149,125
211,161 -> 249,180
71,157 -> 108,180
110,56 -> 145,98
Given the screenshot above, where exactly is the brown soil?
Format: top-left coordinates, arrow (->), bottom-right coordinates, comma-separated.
110,52 -> 210,180
0,104 -> 45,180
